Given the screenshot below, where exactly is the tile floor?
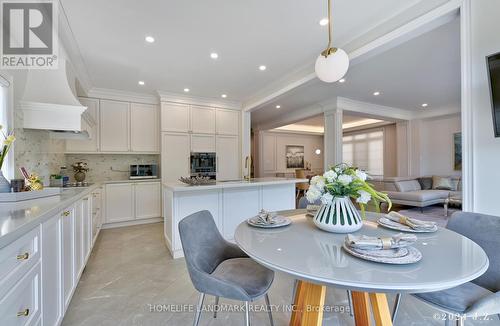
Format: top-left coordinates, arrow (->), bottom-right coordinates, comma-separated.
62,223 -> 500,326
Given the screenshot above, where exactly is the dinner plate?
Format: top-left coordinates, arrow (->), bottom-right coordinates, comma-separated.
247,215 -> 291,228
377,217 -> 438,233
342,244 -> 422,264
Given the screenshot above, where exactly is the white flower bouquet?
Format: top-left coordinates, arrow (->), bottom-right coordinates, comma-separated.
306,163 -> 392,218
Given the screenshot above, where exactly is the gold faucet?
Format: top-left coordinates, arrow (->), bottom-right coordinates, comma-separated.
244,155 -> 252,180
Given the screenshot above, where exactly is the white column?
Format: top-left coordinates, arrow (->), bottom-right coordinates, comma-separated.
241,111 -> 251,178
324,109 -> 343,170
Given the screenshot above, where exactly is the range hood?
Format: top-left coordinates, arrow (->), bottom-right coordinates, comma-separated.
18,48 -> 93,140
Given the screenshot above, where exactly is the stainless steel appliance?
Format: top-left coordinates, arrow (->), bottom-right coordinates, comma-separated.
190,152 -> 217,179
130,164 -> 158,179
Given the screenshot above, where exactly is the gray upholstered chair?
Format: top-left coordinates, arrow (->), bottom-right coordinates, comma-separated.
298,196 -> 321,209
179,210 -> 275,326
392,211 -> 500,326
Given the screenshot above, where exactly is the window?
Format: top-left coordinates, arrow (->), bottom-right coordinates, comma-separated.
343,129 -> 384,176
0,74 -> 13,180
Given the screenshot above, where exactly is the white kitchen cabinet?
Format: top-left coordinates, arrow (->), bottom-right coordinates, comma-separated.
105,183 -> 135,223
190,134 -> 216,152
162,132 -> 190,182
191,106 -> 215,134
161,103 -> 190,132
91,189 -> 102,243
216,109 -> 239,135
73,203 -> 83,279
61,207 -> 75,310
100,100 -> 130,152
66,97 -> 100,152
216,135 -> 240,181
131,103 -> 159,152
135,182 -> 161,219
41,215 -> 62,326
82,198 -> 91,262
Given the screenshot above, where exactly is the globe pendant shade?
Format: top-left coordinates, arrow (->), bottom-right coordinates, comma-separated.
315,48 -> 349,83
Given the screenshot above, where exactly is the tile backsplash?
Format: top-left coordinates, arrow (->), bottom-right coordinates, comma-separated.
65,154 -> 159,182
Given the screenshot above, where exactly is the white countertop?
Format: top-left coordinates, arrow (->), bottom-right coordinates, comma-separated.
163,177 -> 308,192
0,178 -> 162,248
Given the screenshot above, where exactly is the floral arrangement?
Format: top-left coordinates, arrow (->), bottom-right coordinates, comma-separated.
306,163 -> 391,217
0,125 -> 15,170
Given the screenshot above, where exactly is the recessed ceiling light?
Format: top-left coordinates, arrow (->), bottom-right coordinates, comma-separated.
259,65 -> 267,71
373,91 -> 381,96
145,36 -> 155,43
183,88 -> 190,92
339,78 -> 346,83
138,81 -> 145,86
319,18 -> 329,26
221,94 -> 227,98
276,105 -> 281,109
210,52 -> 219,59
421,103 -> 429,108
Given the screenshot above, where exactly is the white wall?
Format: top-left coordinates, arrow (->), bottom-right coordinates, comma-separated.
470,0 -> 500,215
255,131 -> 323,177
419,114 -> 461,176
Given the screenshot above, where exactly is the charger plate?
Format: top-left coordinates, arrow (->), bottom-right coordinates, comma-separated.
342,243 -> 422,264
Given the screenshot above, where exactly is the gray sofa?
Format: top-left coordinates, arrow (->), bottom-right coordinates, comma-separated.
375,176 -> 462,209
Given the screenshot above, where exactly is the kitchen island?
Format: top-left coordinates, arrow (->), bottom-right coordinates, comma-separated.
163,177 -> 307,258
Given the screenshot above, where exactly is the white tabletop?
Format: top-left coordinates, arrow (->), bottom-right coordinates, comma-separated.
234,210 -> 489,294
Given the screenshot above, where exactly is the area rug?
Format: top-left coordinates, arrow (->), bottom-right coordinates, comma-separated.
397,205 -> 461,228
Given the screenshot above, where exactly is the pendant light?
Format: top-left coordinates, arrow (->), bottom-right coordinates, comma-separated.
315,0 -> 349,83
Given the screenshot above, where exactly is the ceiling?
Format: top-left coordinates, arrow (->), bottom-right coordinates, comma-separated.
251,15 -> 461,128
60,0 -> 449,102
274,114 -> 385,133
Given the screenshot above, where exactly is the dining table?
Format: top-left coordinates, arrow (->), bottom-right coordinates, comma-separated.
234,210 -> 489,326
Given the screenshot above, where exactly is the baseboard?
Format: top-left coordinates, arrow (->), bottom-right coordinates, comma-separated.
101,217 -> 162,229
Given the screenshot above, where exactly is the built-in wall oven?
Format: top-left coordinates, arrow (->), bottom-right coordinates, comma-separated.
190,152 -> 217,179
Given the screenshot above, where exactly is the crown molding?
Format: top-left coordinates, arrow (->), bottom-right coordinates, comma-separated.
57,0 -> 92,94
87,87 -> 159,105
157,90 -> 242,110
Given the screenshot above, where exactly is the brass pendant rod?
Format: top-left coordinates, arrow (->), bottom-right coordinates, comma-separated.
327,0 -> 332,50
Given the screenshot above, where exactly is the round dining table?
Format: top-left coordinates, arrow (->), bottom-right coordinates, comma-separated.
234,210 -> 489,326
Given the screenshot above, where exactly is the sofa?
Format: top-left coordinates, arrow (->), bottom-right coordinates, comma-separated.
374,176 -> 462,209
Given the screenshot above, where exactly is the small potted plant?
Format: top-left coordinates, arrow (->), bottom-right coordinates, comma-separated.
0,126 -> 15,193
306,163 -> 391,233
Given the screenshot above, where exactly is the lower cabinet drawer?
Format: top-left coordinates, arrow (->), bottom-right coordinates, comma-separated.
0,227 -> 40,298
0,262 -> 41,326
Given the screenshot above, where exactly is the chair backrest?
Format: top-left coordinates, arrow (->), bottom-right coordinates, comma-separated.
298,196 -> 321,209
448,211 -> 500,292
178,210 -> 229,289
295,169 -> 306,179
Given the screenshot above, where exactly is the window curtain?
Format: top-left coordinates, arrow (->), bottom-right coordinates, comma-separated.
343,129 -> 384,177
0,74 -> 14,181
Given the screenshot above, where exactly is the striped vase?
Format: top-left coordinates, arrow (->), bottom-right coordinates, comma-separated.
313,196 -> 363,233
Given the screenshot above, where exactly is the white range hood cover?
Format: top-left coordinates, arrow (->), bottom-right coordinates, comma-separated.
19,48 -> 89,134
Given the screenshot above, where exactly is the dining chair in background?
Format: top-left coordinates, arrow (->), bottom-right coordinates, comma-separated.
295,169 -> 309,200
179,210 -> 275,326
392,211 -> 500,326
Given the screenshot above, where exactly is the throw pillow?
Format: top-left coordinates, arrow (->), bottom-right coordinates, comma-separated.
417,177 -> 433,190
432,176 -> 452,190
395,180 -> 421,192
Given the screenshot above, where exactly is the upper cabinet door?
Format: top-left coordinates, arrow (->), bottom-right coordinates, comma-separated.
190,134 -> 216,152
216,109 -> 239,135
191,106 -> 215,134
216,135 -> 240,181
100,100 -> 130,152
161,103 -> 190,132
162,132 -> 190,182
130,103 -> 159,152
66,97 -> 99,152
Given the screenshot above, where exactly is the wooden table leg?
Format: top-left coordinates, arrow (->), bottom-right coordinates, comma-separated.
352,291 -> 372,326
290,280 -> 326,326
369,293 -> 393,326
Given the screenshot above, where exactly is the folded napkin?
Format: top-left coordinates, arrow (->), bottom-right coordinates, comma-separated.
345,233 -> 417,250
386,211 -> 436,231
255,209 -> 278,225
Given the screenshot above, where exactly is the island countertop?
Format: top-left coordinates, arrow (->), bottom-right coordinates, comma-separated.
163,177 -> 308,192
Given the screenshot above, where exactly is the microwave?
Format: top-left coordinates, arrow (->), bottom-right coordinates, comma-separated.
190,152 -> 216,179
130,164 -> 158,179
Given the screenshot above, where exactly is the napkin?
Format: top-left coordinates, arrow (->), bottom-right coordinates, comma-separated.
345,233 -> 417,250
255,209 -> 278,225
386,211 -> 436,231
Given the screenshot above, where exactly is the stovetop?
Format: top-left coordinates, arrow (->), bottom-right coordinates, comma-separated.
64,182 -> 93,188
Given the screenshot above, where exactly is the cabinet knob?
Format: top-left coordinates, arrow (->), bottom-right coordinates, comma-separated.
62,211 -> 70,217
17,309 -> 29,317
16,252 -> 29,260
